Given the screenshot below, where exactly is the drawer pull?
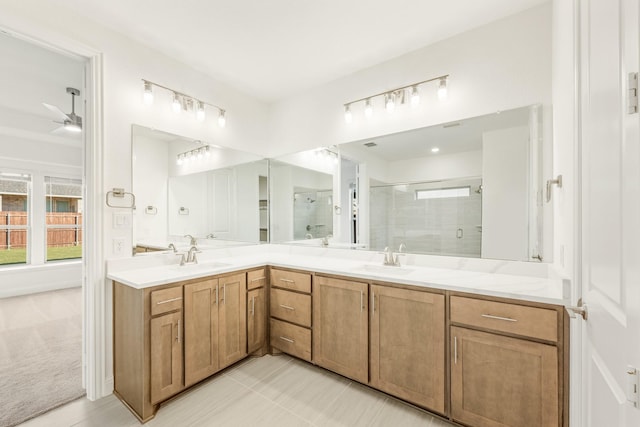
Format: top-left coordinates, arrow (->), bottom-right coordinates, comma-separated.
156,297 -> 182,305
176,319 -> 181,343
279,304 -> 295,311
279,336 -> 295,344
250,277 -> 266,282
251,296 -> 256,316
481,313 -> 518,322
279,278 -> 295,284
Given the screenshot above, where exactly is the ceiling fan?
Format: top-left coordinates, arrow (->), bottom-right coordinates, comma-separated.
43,87 -> 82,133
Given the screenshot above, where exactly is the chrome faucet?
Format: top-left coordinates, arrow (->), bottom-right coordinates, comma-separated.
383,244 -> 405,267
206,233 -> 216,239
167,243 -> 178,253
186,246 -> 200,264
184,234 -> 197,246
321,234 -> 332,247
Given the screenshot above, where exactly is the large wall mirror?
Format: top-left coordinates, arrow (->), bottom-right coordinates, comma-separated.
131,125 -> 268,253
271,104 -> 551,262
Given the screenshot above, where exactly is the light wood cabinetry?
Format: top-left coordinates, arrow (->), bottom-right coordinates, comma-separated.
150,310 -> 183,404
184,273 -> 247,386
450,295 -> 563,427
218,273 -> 247,369
269,268 -> 312,361
369,285 -> 445,414
114,282 -> 186,422
184,279 -> 219,386
313,276 -> 368,383
247,268 -> 267,355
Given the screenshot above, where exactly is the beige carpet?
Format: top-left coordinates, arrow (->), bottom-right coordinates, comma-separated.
0,287 -> 84,427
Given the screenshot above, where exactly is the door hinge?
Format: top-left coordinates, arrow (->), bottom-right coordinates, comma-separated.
627,366 -> 639,407
629,72 -> 638,114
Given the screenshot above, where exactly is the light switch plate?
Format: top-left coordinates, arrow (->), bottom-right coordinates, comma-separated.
112,238 -> 126,256
112,213 -> 131,229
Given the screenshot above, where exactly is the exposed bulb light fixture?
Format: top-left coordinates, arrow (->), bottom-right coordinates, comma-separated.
385,93 -> 395,113
171,92 -> 182,113
437,77 -> 448,100
141,79 -> 227,129
364,98 -> 373,118
344,104 -> 353,123
342,73 -> 449,123
142,80 -> 154,105
410,86 -> 420,107
176,145 -> 213,165
196,101 -> 205,121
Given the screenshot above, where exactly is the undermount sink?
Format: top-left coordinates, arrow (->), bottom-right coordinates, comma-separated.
354,264 -> 415,276
170,261 -> 231,271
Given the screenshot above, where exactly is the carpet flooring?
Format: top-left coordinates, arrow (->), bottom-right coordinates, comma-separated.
0,287 -> 84,427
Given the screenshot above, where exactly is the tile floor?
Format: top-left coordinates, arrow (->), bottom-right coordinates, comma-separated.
19,354 -> 457,427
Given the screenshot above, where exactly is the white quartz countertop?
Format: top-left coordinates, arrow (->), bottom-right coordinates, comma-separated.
107,245 -> 570,306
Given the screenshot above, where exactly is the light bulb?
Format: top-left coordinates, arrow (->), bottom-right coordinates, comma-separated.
333,153 -> 339,164
437,78 -> 448,100
205,146 -> 211,157
196,101 -> 205,121
197,149 -> 204,159
218,110 -> 226,128
385,93 -> 395,113
364,99 -> 373,118
431,147 -> 440,153
176,155 -> 183,165
344,104 -> 352,124
410,86 -> 420,107
172,93 -> 181,113
143,81 -> 154,105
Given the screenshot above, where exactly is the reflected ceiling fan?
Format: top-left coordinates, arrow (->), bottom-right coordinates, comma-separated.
43,87 -> 82,133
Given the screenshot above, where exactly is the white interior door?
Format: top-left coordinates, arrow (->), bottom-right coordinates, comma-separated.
579,0 -> 640,425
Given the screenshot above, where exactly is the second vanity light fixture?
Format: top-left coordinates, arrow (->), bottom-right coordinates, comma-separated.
176,144 -> 211,165
344,74 -> 449,124
142,79 -> 227,128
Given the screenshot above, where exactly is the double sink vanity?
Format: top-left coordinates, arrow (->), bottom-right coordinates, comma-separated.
108,244 -> 570,427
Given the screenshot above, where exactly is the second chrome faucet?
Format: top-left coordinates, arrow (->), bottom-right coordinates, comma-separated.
383,243 -> 406,266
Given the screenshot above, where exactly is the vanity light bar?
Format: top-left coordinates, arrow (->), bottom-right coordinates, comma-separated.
141,79 -> 227,128
343,74 -> 449,123
176,145 -> 211,165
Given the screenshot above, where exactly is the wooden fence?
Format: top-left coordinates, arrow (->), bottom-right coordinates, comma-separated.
0,211 -> 83,249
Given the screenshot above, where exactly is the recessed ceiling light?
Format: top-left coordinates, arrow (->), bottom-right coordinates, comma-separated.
431,147 -> 440,153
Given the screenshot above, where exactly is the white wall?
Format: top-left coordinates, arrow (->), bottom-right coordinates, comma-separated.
268,3 -> 552,157
481,126 -> 530,261
386,150 -> 482,184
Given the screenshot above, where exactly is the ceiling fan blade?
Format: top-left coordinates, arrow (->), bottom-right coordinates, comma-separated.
42,102 -> 71,121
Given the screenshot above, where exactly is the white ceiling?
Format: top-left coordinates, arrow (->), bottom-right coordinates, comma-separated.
51,0 -> 547,102
343,106 -> 531,161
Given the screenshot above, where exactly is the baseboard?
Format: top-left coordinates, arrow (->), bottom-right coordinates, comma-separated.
0,262 -> 81,298
102,376 -> 114,399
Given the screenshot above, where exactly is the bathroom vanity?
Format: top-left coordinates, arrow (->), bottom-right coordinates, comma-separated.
109,246 -> 569,426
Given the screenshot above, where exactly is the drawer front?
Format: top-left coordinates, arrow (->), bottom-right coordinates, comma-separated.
270,288 -> 311,327
270,269 -> 311,293
270,318 -> 311,362
151,286 -> 183,316
450,296 -> 558,342
247,268 -> 267,290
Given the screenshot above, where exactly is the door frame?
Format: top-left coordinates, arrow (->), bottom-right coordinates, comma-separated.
0,22 -> 106,400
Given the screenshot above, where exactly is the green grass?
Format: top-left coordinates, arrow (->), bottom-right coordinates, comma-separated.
0,246 -> 82,265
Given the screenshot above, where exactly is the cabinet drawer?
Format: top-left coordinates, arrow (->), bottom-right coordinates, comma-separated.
247,268 -> 267,290
270,318 -> 311,362
450,296 -> 558,342
270,288 -> 311,327
150,286 -> 183,316
270,269 -> 311,293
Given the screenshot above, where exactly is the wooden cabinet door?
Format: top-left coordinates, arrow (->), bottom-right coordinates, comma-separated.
150,310 -> 183,404
247,286 -> 266,354
313,276 -> 368,383
184,279 -> 219,387
451,326 -> 559,427
219,273 -> 247,369
370,285 -> 445,414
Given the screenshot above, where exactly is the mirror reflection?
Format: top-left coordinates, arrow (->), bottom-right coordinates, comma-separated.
132,125 -> 267,253
269,149 -> 337,244
272,105 -> 548,262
